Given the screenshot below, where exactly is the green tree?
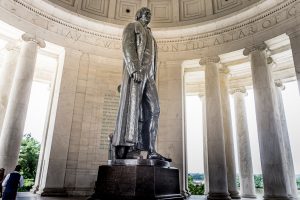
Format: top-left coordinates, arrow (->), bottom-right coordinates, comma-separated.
188,175 -> 205,195
18,133 -> 40,191
254,174 -> 264,188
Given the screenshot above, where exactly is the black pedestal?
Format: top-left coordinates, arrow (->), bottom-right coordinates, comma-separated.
89,159 -> 184,200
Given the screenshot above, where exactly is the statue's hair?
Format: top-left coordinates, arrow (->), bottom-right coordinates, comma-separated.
135,7 -> 151,21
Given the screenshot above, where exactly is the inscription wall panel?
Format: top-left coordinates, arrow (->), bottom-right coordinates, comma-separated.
179,0 -> 206,21
148,0 -> 173,23
99,91 -> 120,150
115,0 -> 140,21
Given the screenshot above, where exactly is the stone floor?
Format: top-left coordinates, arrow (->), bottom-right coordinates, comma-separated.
0,192 -> 264,200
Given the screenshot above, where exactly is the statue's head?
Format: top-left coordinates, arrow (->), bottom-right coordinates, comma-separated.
135,7 -> 151,26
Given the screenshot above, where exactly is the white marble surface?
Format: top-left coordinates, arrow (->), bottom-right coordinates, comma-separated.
204,58 -> 229,198
288,28 -> 300,95
0,34 -> 42,173
0,42 -> 20,134
233,89 -> 256,198
157,61 -> 188,194
275,82 -> 298,198
219,67 -> 239,198
247,45 -> 289,199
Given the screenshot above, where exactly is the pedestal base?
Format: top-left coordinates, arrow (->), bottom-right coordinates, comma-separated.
89,160 -> 183,200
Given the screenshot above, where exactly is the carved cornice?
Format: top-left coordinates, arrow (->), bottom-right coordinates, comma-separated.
243,43 -> 267,56
22,33 -> 46,48
199,56 -> 220,65
12,0 -> 121,41
0,0 -> 298,53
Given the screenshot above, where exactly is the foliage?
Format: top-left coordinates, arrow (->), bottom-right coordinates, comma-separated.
188,175 -> 205,195
18,133 -> 40,179
296,177 -> 300,190
18,179 -> 34,192
254,174 -> 264,188
18,133 -> 40,191
236,175 -> 240,188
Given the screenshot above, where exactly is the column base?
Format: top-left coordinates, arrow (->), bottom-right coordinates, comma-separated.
30,185 -> 39,193
241,194 -> 256,199
229,191 -> 241,199
207,192 -> 231,200
263,195 -> 290,200
36,188 -> 68,197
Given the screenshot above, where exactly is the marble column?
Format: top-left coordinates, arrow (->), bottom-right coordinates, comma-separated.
0,41 -> 20,134
219,66 -> 240,199
243,43 -> 289,200
0,34 -> 45,172
232,88 -> 256,199
287,27 -> 300,94
274,80 -> 298,199
200,56 -> 230,200
201,95 -> 209,195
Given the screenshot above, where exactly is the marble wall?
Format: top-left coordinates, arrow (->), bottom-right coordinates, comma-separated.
37,48 -> 122,196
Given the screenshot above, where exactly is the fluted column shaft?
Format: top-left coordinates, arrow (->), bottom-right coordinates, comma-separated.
274,80 -> 298,199
0,34 -> 45,172
287,28 -> 300,94
201,96 -> 209,195
232,88 -> 256,198
0,42 -> 20,134
243,44 -> 289,200
219,67 -> 240,199
201,56 -> 230,200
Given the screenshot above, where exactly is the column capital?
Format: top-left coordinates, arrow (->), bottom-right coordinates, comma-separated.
21,33 -> 46,48
231,87 -> 248,96
243,43 -> 267,56
275,79 -> 285,91
199,56 -> 220,65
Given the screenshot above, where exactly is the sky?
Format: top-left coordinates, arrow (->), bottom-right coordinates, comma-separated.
186,81 -> 300,174
23,82 -> 50,142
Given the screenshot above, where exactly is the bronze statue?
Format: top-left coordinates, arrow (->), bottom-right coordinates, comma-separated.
112,7 -> 171,162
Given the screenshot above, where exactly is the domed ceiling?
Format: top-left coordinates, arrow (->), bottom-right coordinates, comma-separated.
45,0 -> 260,27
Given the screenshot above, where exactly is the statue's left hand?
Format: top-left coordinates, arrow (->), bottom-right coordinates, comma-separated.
132,71 -> 142,83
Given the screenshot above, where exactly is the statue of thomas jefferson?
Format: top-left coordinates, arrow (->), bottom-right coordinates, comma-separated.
112,7 -> 171,162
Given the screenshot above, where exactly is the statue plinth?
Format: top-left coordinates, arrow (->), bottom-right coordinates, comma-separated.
88,159 -> 184,200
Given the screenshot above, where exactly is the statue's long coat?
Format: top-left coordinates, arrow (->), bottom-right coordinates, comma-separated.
112,21 -> 158,148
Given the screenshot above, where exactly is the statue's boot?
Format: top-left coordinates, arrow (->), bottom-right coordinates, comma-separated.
126,149 -> 142,159
147,152 -> 172,162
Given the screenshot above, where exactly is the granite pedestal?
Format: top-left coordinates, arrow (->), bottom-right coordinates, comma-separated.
89,159 -> 184,200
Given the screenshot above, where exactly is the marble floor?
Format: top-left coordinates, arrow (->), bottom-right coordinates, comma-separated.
0,192 -> 263,200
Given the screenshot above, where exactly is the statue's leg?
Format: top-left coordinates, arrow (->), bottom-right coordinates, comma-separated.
142,80 -> 160,154
143,80 -> 172,162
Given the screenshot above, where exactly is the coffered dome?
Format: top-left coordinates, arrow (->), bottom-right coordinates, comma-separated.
45,0 -> 260,27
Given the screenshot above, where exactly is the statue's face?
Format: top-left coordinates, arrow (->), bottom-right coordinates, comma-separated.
139,10 -> 151,26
